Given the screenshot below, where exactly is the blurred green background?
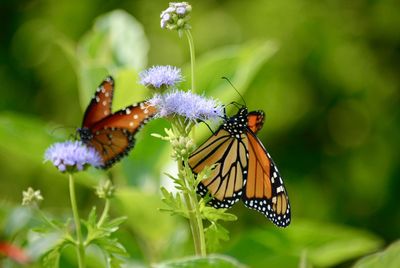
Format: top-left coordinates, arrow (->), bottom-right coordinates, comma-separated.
0,0 -> 399,267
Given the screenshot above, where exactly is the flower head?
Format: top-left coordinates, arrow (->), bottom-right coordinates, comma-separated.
148,90 -> 223,123
160,2 -> 192,31
44,141 -> 102,172
22,187 -> 43,206
139,65 -> 183,90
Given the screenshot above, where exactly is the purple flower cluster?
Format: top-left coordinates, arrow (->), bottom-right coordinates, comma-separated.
139,65 -> 183,90
148,90 -> 223,122
44,141 -> 102,172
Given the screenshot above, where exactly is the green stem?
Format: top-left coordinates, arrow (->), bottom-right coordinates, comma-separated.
170,121 -> 206,255
69,173 -> 85,268
178,158 -> 206,257
188,181 -> 206,256
35,207 -> 60,230
97,199 -> 110,228
178,160 -> 205,256
185,29 -> 196,92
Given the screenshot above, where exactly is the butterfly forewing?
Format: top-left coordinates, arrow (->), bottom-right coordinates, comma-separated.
82,76 -> 114,128
91,101 -> 157,133
189,129 -> 247,208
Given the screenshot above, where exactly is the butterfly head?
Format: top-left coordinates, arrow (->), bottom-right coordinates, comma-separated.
77,127 -> 93,143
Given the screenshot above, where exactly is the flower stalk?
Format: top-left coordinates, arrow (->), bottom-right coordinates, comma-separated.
68,173 -> 85,268
97,199 -> 110,228
185,29 -> 196,92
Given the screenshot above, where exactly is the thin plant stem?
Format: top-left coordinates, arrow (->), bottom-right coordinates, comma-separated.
36,208 -> 60,230
69,173 -> 85,268
97,199 -> 110,228
185,29 -> 196,92
178,160 -> 205,256
186,171 -> 206,256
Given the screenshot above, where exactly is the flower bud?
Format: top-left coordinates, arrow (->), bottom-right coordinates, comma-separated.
22,187 -> 43,206
95,180 -> 115,199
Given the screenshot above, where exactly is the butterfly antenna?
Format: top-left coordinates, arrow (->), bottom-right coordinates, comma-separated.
199,120 -> 216,135
221,77 -> 247,107
50,125 -> 76,136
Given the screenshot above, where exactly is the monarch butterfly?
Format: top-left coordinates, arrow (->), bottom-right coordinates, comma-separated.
188,106 -> 291,227
77,76 -> 156,169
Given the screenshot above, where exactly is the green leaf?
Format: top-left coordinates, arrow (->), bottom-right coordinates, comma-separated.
76,9 -> 149,110
102,216 -> 128,232
353,240 -> 400,268
87,207 -> 98,226
195,165 -> 216,187
84,207 -> 127,248
93,237 -> 127,256
164,173 -> 184,190
205,223 -> 231,253
85,212 -> 129,267
109,253 -> 125,268
42,247 -> 62,268
79,9 -> 148,70
152,254 -> 246,268
30,231 -> 74,268
295,221 -> 383,267
202,206 -> 237,223
226,220 -> 383,268
160,187 -> 188,218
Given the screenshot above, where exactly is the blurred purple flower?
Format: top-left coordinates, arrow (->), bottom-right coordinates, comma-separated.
44,141 -> 102,172
148,90 -> 223,122
139,65 -> 183,90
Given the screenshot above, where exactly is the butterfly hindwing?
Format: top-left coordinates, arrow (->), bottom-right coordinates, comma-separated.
87,128 -> 134,168
242,130 -> 291,227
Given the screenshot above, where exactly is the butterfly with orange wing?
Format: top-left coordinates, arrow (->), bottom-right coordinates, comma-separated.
188,106 -> 291,227
77,76 -> 156,169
